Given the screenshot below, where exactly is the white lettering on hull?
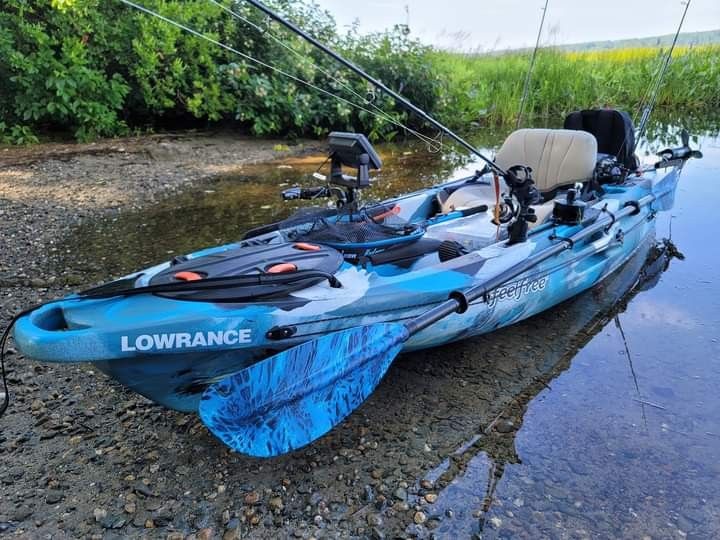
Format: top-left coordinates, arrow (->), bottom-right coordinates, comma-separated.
120,329 -> 252,352
486,276 -> 549,308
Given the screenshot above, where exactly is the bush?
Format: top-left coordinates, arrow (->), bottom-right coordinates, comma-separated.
0,1 -> 716,145
0,0 -> 442,143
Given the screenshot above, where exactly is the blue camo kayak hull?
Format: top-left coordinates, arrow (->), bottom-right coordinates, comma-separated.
13,168 -> 680,412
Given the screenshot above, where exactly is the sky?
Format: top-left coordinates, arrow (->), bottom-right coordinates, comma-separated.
312,0 -> 720,51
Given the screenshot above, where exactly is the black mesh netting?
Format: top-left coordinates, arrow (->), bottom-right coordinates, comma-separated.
282,205 -> 420,246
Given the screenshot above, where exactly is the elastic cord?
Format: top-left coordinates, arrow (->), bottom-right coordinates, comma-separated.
0,300 -> 65,420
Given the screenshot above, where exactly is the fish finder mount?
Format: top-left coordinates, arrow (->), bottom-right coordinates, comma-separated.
282,132 -> 382,211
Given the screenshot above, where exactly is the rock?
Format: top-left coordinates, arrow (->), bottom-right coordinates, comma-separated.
45,490 -> 64,504
124,502 -> 136,514
223,526 -> 241,540
145,519 -> 155,528
244,491 -> 260,505
101,514 -> 126,529
494,419 -> 516,433
11,506 -> 33,522
420,480 -> 433,490
167,533 -> 184,540
93,508 -> 107,522
393,487 -> 408,501
196,527 -> 214,540
366,513 -> 382,527
424,493 -> 438,504
414,511 -> 427,524
363,485 -> 375,502
371,469 -> 383,479
134,482 -> 155,497
268,496 -> 284,512
371,526 -> 385,539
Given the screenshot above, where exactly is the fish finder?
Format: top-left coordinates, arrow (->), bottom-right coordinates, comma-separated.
327,132 -> 382,190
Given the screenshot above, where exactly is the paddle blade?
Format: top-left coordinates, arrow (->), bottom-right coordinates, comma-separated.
198,323 -> 409,457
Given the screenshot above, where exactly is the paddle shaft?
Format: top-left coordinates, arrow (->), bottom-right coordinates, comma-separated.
404,194 -> 655,336
242,0 -> 505,176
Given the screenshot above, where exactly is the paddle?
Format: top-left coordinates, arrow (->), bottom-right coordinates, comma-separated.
198,189 -> 670,457
198,244 -> 571,457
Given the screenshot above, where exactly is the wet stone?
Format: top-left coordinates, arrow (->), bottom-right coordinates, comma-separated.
45,490 -> 64,504
244,491 -> 260,505
101,514 -> 126,529
494,419 -> 516,434
10,506 -> 33,522
268,496 -> 284,512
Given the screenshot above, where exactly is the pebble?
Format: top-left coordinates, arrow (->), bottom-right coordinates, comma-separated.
244,491 -> 260,505
93,508 -> 107,522
424,493 -> 438,504
101,514 -> 126,529
414,511 -> 427,524
366,513 -> 383,527
393,487 -> 408,501
45,490 -> 64,504
196,531 -> 214,540
494,419 -> 516,433
268,496 -> 284,511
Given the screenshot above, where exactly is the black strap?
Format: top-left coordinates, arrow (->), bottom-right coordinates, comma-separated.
549,233 -> 575,249
81,270 -> 342,299
601,203 -> 617,232
0,299 -> 67,420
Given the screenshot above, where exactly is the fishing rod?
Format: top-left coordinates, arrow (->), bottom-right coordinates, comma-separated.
241,0 -> 506,176
635,0 -> 691,148
516,0 -> 549,129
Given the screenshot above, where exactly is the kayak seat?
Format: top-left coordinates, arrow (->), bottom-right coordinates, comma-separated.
564,108 -> 639,170
494,129 -> 598,194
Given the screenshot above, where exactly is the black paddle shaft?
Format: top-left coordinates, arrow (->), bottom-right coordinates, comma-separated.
242,0 -> 505,176
404,195 -> 652,336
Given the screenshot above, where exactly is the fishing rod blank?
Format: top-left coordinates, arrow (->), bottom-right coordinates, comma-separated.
517,0 -> 549,129
635,0 -> 692,148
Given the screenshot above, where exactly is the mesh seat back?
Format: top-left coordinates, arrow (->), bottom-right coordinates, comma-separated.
564,109 -> 637,169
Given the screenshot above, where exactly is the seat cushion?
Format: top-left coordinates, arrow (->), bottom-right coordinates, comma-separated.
495,129 -> 597,193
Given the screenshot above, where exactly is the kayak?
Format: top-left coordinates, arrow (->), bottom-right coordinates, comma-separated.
12,110 -> 699,418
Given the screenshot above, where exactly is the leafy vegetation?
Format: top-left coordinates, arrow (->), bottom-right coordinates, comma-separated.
0,0 -> 717,145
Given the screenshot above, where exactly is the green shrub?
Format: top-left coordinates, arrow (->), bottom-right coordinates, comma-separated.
0,0 -> 717,145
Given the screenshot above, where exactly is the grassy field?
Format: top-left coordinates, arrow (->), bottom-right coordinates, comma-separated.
431,45 -> 720,129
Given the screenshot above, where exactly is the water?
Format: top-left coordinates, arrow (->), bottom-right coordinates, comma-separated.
62,127 -> 720,537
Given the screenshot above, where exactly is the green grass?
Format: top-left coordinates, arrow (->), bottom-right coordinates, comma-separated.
430,45 -> 720,129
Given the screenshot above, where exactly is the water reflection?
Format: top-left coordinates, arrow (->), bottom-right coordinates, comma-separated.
403,237 -> 683,537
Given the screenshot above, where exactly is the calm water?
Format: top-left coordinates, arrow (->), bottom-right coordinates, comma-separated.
63,126 -> 720,537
